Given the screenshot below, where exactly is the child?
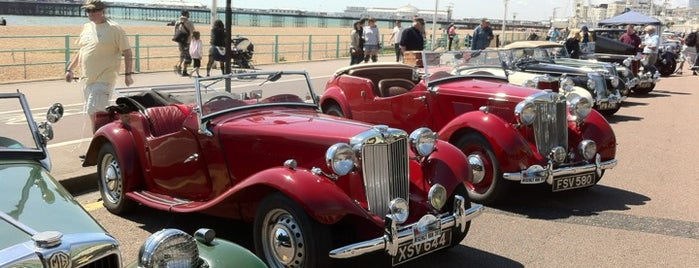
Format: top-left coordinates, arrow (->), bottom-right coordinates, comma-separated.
188,31 -> 203,78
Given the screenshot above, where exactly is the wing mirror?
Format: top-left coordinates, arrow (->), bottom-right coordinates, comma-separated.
46,103 -> 64,123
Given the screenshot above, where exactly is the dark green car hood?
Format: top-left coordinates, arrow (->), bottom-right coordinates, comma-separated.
0,161 -> 106,248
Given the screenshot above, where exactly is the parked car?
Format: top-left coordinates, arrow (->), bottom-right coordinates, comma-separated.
130,228 -> 267,268
0,92 -> 122,267
513,40 -> 634,97
320,51 -> 618,204
81,71 -> 484,267
579,28 -> 661,93
459,47 -> 624,116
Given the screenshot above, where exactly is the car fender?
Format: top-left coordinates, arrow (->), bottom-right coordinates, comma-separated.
210,167 -> 377,226
319,86 -> 352,118
581,110 -> 617,160
423,141 -> 473,192
82,123 -> 143,188
439,111 -> 535,173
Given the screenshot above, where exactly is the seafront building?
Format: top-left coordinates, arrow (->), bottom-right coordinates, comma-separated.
572,0 -> 698,31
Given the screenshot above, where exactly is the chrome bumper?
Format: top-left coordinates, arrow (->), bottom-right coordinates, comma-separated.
624,77 -> 639,90
594,93 -> 626,108
503,154 -> 617,184
328,195 -> 484,259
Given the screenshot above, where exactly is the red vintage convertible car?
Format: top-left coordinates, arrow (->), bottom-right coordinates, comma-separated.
81,71 -> 483,267
320,51 -> 618,204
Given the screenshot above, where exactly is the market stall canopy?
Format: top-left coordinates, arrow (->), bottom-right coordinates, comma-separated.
597,10 -> 660,27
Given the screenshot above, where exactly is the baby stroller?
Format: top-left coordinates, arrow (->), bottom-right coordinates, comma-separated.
232,37 -> 254,69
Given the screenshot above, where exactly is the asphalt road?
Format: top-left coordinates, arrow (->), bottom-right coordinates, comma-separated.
2,58 -> 698,267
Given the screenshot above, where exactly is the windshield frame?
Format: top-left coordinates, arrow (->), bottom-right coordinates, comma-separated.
0,93 -> 47,161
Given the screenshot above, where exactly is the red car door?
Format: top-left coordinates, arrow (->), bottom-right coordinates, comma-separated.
385,90 -> 432,131
146,129 -> 211,200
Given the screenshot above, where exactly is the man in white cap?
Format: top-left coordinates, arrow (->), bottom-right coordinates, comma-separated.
64,0 -> 133,133
639,25 -> 659,65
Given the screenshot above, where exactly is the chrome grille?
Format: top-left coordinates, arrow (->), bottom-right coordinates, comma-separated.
532,93 -> 568,157
356,126 -> 410,218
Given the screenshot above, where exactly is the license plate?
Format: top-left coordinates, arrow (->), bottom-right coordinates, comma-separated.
552,172 -> 597,192
598,102 -> 617,110
392,229 -> 452,266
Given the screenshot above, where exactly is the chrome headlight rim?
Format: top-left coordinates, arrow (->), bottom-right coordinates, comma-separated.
569,97 -> 592,120
427,184 -> 448,211
325,143 -> 357,176
578,140 -> 597,161
409,128 -> 437,157
623,58 -> 632,67
610,76 -> 619,88
139,229 -> 199,268
514,101 -> 536,126
388,198 -> 409,224
586,78 -> 596,89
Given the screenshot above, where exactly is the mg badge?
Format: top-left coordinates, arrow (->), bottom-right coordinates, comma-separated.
47,251 -> 70,268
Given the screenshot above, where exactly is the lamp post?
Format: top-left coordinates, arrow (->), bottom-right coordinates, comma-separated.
502,0 -> 509,46
511,12 -> 517,43
431,0 -> 439,50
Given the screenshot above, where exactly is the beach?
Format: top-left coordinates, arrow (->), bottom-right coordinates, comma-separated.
0,23 -> 373,83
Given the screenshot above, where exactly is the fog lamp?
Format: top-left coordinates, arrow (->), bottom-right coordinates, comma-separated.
388,198 -> 409,224
610,77 -> 619,88
428,184 -> 448,211
578,140 -> 597,161
550,146 -> 567,163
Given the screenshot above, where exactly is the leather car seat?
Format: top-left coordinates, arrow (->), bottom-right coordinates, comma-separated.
146,105 -> 187,137
378,79 -> 415,97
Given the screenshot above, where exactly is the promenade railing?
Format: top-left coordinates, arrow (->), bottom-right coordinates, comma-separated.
0,32 -> 530,83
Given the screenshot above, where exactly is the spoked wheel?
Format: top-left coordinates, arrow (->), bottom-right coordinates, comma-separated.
254,193 -> 331,268
655,57 -> 676,77
97,143 -> 136,214
455,132 -> 511,204
323,104 -> 345,117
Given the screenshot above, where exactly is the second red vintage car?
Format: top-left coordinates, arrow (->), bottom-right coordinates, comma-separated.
81,71 -> 483,267
320,51 -> 618,204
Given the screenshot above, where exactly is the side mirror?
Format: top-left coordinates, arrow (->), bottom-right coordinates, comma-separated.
37,122 -> 54,144
46,103 -> 64,123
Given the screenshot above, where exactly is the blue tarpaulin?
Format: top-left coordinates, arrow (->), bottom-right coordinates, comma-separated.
597,10 -> 661,27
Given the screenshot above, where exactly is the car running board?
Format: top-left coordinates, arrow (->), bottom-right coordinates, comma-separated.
127,191 -> 206,213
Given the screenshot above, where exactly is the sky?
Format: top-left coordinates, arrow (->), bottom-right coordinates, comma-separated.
120,0 -> 689,22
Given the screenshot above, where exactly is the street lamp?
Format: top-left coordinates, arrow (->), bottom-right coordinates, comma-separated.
511,12 -> 517,42
502,0 -> 509,46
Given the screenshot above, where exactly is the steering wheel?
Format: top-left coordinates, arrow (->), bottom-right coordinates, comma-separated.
205,95 -> 234,105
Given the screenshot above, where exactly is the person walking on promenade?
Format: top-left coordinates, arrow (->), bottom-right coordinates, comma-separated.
206,19 -> 226,76
400,17 -> 425,53
639,25 -> 659,66
684,26 -> 699,75
189,31 -> 203,78
64,0 -> 133,133
174,10 -> 195,77
350,20 -> 365,65
363,17 -> 380,63
389,20 -> 404,62
447,23 -> 457,50
564,29 -> 582,59
619,24 -> 642,51
471,18 -> 494,50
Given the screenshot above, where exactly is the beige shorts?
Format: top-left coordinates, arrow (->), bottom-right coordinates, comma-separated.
83,82 -> 113,116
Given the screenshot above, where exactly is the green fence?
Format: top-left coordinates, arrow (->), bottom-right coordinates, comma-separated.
0,32 -> 531,82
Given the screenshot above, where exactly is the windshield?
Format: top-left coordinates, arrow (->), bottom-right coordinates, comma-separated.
422,50 -> 505,85
0,94 -> 42,153
146,71 -> 319,118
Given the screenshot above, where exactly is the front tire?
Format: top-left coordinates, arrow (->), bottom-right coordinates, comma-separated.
455,132 -> 511,204
97,143 -> 136,214
254,193 -> 332,268
323,104 -> 345,117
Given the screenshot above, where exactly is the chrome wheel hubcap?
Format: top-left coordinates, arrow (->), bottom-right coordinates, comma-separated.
264,209 -> 305,267
101,154 -> 122,204
468,154 -> 485,184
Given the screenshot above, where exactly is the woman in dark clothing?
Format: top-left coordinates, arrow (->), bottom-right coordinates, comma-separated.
206,19 -> 226,76
564,29 -> 582,59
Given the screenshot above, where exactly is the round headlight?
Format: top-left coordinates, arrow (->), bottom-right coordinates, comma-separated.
388,198 -> 409,224
586,78 -> 596,89
325,143 -> 356,176
623,58 -> 632,67
578,140 -> 597,161
514,101 -> 536,125
521,79 -> 536,88
561,77 -> 575,88
621,68 -> 630,76
428,184 -> 448,211
139,229 -> 199,268
610,77 -> 619,88
409,128 -> 437,157
551,146 -> 567,163
569,97 -> 592,119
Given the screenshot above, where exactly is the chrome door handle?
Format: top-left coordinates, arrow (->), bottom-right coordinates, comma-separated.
184,153 -> 199,163
414,96 -> 426,101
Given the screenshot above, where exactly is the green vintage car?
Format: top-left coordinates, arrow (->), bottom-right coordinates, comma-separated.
0,92 -> 265,268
